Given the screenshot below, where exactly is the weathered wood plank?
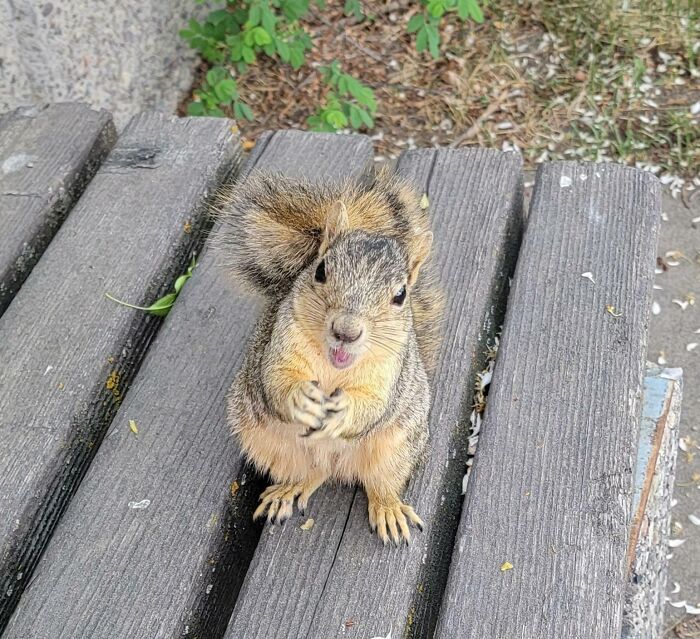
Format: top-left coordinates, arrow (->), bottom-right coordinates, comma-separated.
0,103 -> 116,315
623,367 -> 682,639
435,162 -> 661,639
3,131 -> 374,639
225,148 -> 524,639
0,112 -> 240,632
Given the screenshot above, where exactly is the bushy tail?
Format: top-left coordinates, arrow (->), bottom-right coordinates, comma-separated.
212,168 -> 444,374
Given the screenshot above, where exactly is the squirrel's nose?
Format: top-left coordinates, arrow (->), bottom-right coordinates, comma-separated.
332,317 -> 363,343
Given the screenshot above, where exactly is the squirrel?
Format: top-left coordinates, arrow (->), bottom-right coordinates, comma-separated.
214,168 -> 443,545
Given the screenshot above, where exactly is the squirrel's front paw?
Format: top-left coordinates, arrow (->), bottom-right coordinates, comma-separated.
303,389 -> 352,441
287,381 -> 327,429
368,496 -> 424,546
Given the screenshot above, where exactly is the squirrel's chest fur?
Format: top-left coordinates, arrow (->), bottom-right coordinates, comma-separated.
229,303 -> 429,485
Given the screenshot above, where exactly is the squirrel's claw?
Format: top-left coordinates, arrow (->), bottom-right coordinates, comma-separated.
252,477 -> 327,525
289,381 -> 327,430
304,388 -> 353,441
368,497 -> 424,546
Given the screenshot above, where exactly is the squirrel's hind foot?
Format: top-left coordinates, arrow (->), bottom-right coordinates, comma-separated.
368,497 -> 424,546
253,476 -> 326,525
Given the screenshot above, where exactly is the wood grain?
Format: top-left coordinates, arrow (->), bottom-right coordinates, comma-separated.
3,131 -> 374,639
435,162 -> 661,639
0,112 -> 240,633
225,148 -> 524,639
0,103 -> 116,315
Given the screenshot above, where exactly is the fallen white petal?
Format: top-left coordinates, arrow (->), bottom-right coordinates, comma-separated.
653,284 -> 663,290
672,498 -> 678,507
695,328 -> 700,333
671,581 -> 681,594
687,343 -> 698,352
581,272 -> 595,283
669,600 -> 688,608
680,438 -> 689,452
688,514 -> 700,526
669,538 -> 686,547
560,175 -> 572,188
462,474 -> 469,495
370,630 -> 392,639
128,499 -> 151,509
685,604 -> 700,615
673,299 -> 689,310
652,301 -> 661,315
658,354 -> 667,365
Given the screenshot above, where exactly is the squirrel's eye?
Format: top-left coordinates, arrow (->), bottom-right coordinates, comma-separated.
392,285 -> 406,306
314,260 -> 326,284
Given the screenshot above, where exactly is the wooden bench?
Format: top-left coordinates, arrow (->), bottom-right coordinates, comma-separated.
0,104 -> 680,639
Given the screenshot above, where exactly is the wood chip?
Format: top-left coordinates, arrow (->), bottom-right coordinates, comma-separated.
128,419 -> 138,435
500,561 -> 514,571
300,517 -> 315,531
420,193 -> 429,209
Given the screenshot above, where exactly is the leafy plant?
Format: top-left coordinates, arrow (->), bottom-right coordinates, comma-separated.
408,0 -> 484,58
343,0 -> 364,21
181,0 -> 484,128
180,0 -> 317,117
105,256 -> 197,317
307,61 -> 377,131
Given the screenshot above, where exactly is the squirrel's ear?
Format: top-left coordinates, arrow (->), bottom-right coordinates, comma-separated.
408,231 -> 433,286
319,200 -> 349,255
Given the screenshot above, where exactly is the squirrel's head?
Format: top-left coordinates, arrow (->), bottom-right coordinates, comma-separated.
293,201 -> 432,371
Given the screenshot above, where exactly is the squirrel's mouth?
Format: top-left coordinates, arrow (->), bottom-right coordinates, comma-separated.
329,345 -> 355,370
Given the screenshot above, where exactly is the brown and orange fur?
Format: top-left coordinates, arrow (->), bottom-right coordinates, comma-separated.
214,168 -> 443,544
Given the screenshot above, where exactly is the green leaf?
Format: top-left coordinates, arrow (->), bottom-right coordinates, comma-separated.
281,0 -> 309,20
248,3 -> 262,26
348,105 -> 363,129
406,14 -> 424,33
344,0 -> 364,20
457,0 -> 468,19
428,0 -> 445,18
252,26 -> 272,45
206,66 -> 228,86
358,106 -> 374,128
242,45 -> 256,64
174,275 -> 189,294
261,8 -> 277,33
214,78 -> 238,102
208,9 -> 233,25
416,25 -> 428,52
145,293 -> 178,316
426,23 -> 440,58
326,109 -> 348,129
234,101 -> 255,121
289,47 -> 305,69
466,0 -> 484,22
276,39 -> 290,62
186,101 -> 206,116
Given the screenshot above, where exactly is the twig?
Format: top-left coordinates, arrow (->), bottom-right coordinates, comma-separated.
343,34 -> 386,64
450,90 -> 509,147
